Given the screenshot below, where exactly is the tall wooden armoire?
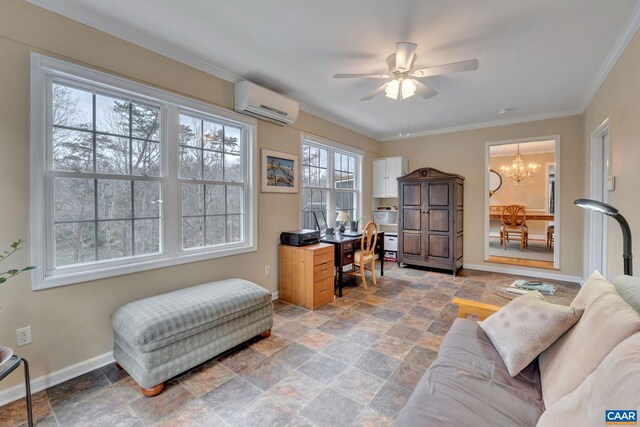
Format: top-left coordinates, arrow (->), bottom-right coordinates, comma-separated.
397,168 -> 464,275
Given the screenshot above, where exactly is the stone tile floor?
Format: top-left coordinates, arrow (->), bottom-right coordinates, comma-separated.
0,264 -> 579,426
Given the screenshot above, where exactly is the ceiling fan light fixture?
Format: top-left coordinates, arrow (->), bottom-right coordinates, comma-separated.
385,79 -> 400,99
401,79 -> 416,99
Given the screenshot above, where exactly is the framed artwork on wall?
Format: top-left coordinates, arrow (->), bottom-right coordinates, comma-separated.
261,149 -> 298,193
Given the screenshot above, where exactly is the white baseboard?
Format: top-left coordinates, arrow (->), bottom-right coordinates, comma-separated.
465,263 -> 584,285
0,351 -> 114,407
271,291 -> 279,300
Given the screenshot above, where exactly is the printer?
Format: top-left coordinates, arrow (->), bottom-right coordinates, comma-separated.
280,229 -> 321,247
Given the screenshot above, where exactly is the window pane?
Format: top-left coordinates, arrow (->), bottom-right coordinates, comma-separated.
134,219 -> 160,255
180,146 -> 202,179
96,93 -> 129,136
52,127 -> 93,172
55,222 -> 95,267
336,191 -> 356,222
54,177 -> 95,221
96,135 -> 129,175
302,188 -> 328,230
132,140 -> 160,176
302,145 -> 310,165
205,216 -> 225,246
183,217 -> 204,249
319,149 -> 328,168
182,184 -> 204,216
227,186 -> 243,214
348,156 -> 355,173
203,150 -> 223,181
134,181 -> 161,218
227,214 -> 242,243
131,103 -> 160,141
224,153 -> 242,182
205,185 -> 225,215
203,120 -> 222,151
224,126 -> 241,154
97,179 -> 131,220
302,165 -> 310,187
310,147 -> 320,167
52,83 -> 92,130
179,114 -> 201,147
97,220 -> 132,260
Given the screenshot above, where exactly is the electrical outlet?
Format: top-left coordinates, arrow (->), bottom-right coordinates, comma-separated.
16,326 -> 32,347
264,265 -> 271,276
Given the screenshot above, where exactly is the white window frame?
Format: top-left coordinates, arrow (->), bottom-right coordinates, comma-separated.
300,133 -> 363,229
30,53 -> 257,290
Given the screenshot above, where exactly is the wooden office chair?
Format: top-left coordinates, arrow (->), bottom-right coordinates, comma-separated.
500,205 -> 528,251
347,221 -> 378,290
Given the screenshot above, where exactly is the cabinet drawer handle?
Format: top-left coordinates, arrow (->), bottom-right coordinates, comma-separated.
346,254 -> 352,259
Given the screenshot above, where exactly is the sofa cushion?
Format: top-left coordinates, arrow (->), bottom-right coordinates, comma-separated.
394,319 -> 545,427
478,291 -> 583,376
611,275 -> 640,313
570,271 -> 616,310
537,333 -> 640,427
111,279 -> 272,352
539,285 -> 640,407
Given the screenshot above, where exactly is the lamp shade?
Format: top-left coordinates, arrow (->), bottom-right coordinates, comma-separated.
336,211 -> 350,222
574,199 -> 619,216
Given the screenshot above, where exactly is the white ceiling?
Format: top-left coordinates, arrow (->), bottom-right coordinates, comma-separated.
30,0 -> 640,141
490,140 -> 555,156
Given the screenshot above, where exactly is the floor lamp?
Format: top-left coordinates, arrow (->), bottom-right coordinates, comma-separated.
574,198 -> 633,276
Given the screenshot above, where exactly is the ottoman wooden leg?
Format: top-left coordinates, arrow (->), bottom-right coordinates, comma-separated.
141,383 -> 165,397
260,329 -> 271,338
115,362 -> 123,370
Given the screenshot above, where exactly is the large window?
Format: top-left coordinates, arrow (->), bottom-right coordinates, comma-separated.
31,54 -> 256,289
301,137 -> 362,230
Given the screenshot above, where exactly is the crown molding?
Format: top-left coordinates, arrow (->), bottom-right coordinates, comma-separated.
27,0 -> 243,84
579,1 -> 640,112
379,108 -> 582,142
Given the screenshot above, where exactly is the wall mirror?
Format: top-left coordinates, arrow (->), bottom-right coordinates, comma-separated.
489,169 -> 503,197
485,137 -> 560,270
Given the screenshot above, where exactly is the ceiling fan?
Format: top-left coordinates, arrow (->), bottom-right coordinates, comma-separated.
334,42 -> 479,101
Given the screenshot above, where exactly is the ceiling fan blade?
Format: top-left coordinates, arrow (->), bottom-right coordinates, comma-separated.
395,42 -> 417,72
412,80 -> 438,100
411,59 -> 479,78
334,73 -> 390,79
360,82 -> 390,101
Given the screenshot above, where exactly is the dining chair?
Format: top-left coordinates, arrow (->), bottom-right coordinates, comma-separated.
546,224 -> 555,250
500,205 -> 528,251
347,221 -> 378,289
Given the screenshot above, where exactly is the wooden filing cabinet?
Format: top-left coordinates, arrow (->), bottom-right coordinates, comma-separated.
278,243 -> 334,309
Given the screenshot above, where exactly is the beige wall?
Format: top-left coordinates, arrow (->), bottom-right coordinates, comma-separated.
583,29 -> 640,278
0,1 -> 379,391
380,115 -> 585,276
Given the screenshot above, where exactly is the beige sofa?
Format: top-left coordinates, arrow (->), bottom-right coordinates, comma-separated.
395,273 -> 640,427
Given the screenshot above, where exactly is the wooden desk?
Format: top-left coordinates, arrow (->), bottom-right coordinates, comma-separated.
321,232 -> 384,297
489,213 -> 554,221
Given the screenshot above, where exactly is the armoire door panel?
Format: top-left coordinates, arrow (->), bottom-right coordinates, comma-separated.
456,209 -> 463,233
403,184 -> 421,206
428,210 -> 449,232
456,182 -> 464,207
403,209 -> 421,231
428,183 -> 449,206
456,235 -> 463,260
428,235 -> 450,258
403,233 -> 422,255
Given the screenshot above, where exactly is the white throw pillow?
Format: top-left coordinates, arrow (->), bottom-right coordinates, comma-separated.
537,333 -> 640,427
479,291 -> 583,377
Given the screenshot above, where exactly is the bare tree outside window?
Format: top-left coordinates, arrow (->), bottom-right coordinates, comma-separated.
51,82 -> 161,267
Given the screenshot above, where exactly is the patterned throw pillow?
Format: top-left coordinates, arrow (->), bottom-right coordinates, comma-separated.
479,291 -> 583,377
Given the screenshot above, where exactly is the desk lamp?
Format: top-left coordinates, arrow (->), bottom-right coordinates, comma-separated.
336,211 -> 350,233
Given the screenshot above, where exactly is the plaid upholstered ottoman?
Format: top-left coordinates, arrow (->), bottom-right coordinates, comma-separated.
110,278 -> 273,396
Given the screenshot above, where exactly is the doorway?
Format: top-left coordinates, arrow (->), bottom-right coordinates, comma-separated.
589,120 -> 610,276
485,136 -> 560,269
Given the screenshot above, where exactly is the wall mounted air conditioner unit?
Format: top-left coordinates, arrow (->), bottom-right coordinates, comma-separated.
234,80 -> 299,125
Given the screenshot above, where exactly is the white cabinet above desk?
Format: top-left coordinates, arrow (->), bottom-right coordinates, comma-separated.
372,156 -> 408,198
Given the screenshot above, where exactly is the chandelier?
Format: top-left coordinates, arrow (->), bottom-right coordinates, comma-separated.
500,144 -> 539,184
